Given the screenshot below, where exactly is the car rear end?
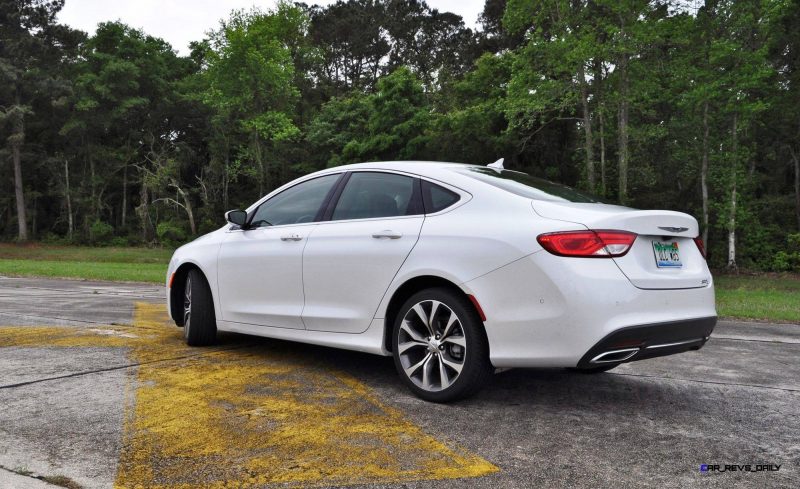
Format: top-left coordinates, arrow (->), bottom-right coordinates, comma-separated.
455,166 -> 717,369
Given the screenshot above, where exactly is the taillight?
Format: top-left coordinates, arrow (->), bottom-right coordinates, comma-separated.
537,230 -> 637,258
694,236 -> 706,259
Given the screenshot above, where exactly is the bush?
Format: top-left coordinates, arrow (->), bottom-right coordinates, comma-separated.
41,232 -> 73,246
156,221 -> 188,247
89,220 -> 114,245
772,233 -> 800,272
108,236 -> 130,247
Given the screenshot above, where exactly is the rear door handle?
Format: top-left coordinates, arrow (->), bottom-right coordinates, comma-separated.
372,230 -> 402,239
280,234 -> 303,241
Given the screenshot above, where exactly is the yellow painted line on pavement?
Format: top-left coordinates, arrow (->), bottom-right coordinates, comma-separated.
0,303 -> 498,488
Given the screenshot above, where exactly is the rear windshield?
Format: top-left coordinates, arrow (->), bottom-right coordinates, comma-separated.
456,167 -> 604,203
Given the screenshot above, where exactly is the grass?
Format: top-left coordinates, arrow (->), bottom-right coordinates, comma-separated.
714,272 -> 800,323
0,243 -> 171,283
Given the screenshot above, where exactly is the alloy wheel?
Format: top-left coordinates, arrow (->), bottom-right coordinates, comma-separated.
183,276 -> 192,337
397,300 -> 466,392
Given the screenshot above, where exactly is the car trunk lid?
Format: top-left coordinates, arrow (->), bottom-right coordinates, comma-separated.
532,201 -> 711,290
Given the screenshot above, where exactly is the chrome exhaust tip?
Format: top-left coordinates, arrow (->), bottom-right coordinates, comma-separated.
589,347 -> 640,364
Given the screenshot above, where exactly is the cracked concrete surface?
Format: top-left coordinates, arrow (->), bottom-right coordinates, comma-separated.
0,276 -> 797,488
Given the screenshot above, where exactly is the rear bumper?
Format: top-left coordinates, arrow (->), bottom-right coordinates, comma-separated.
461,250 -> 717,368
575,316 -> 716,369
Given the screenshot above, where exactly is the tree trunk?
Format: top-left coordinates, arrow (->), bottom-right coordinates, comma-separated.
253,132 -> 264,196
65,159 -> 73,240
701,100 -> 710,246
790,146 -> 800,231
121,164 -> 127,227
599,110 -> 607,197
794,150 -> 800,231
592,58 -> 606,196
578,62 -> 595,191
617,52 -> 630,204
138,175 -> 151,242
88,141 -> 98,222
174,184 -> 197,236
223,147 -> 230,210
31,195 -> 37,237
10,94 -> 28,241
727,113 -> 738,271
11,124 -> 27,242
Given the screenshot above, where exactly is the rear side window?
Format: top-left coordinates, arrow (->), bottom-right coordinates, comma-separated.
331,172 -> 421,221
422,180 -> 460,213
456,167 -> 604,203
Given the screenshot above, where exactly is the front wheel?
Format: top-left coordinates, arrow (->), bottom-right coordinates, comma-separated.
392,288 -> 492,402
183,269 -> 217,346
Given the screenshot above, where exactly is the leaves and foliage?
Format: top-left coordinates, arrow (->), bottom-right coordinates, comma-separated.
1,0 -> 799,272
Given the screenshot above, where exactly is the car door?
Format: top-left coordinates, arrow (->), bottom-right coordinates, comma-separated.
217,173 -> 342,329
301,171 -> 425,333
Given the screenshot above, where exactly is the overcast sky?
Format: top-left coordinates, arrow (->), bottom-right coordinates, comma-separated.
57,0 -> 486,55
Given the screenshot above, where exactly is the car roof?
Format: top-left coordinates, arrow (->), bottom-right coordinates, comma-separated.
245,160 -> 519,213
326,160 -> 479,173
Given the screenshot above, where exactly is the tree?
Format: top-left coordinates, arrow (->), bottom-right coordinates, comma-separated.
504,0 -> 606,192
203,3 -> 306,196
341,67 -> 432,162
61,22 -> 191,240
0,0 -> 82,240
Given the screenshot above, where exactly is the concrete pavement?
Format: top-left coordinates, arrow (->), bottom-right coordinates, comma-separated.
0,276 -> 797,488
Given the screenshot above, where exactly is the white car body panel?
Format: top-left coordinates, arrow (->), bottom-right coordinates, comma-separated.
302,214 -> 424,333
462,251 -> 715,367
217,224 -> 312,329
532,201 -> 710,289
166,160 -> 717,368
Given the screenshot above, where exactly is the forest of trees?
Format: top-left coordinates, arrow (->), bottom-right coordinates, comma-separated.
2,0 -> 800,271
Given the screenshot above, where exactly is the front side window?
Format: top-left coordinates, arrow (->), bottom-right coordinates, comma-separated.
250,174 -> 340,228
331,172 -> 420,221
456,167 -> 604,203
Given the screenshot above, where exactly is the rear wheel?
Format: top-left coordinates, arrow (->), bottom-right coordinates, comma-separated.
392,288 -> 492,402
183,269 -> 217,346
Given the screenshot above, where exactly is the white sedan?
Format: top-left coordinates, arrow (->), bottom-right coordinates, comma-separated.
166,160 -> 716,402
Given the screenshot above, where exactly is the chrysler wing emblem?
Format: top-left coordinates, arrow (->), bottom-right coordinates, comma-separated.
658,226 -> 689,233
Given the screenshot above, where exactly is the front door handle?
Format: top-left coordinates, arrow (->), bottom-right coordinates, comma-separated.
372,230 -> 402,239
280,234 -> 303,241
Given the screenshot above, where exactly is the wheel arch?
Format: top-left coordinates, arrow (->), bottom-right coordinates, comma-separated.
170,262 -> 208,326
382,275 -> 485,353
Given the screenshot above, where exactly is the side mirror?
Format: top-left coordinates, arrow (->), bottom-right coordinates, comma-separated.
225,209 -> 248,228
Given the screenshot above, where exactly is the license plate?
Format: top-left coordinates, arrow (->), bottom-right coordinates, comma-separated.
653,240 -> 682,268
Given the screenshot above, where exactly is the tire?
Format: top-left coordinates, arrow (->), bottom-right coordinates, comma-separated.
182,269 -> 217,346
392,287 -> 493,402
569,364 -> 618,374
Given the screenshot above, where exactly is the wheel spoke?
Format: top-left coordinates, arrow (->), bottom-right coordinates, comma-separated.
442,335 -> 465,348
421,354 -> 433,390
438,356 -> 451,389
398,339 -> 427,355
183,277 -> 192,335
441,312 -> 459,339
404,352 -> 432,378
411,304 -> 433,336
428,300 -> 441,332
400,320 -> 427,343
440,355 -> 464,374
